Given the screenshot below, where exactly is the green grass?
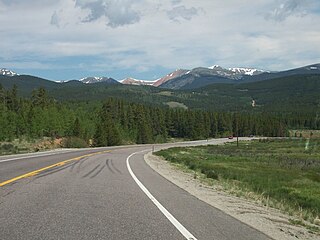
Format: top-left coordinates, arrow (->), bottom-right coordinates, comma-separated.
165,101 -> 188,109
155,138 -> 320,224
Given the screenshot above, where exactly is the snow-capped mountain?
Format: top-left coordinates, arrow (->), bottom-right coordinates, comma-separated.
1,68 -> 19,77
228,67 -> 267,76
206,65 -> 266,80
159,63 -> 320,90
80,76 -> 118,84
120,77 -> 156,86
159,65 -> 269,89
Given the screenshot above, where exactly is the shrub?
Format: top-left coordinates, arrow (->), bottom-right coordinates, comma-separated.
0,143 -> 18,154
206,170 -> 219,179
61,137 -> 88,148
1,143 -> 15,151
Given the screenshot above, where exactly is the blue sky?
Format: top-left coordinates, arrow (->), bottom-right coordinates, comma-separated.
0,0 -> 319,81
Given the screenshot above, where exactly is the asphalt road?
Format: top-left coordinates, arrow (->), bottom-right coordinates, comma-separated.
0,139 -> 271,240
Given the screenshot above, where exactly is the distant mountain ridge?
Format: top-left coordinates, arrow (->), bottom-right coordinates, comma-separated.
80,76 -> 119,85
153,69 -> 189,87
119,69 -> 189,86
120,77 -> 156,86
159,63 -> 320,89
207,65 -> 267,79
1,63 -> 320,90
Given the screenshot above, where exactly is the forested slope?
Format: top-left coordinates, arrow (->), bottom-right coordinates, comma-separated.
0,85 -> 295,146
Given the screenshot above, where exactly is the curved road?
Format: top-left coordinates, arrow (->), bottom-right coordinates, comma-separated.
0,139 -> 271,240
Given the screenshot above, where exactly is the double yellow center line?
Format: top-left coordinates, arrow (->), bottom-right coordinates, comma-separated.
0,150 -> 111,187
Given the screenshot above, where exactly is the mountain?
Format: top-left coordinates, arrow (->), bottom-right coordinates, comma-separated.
158,65 -> 268,89
120,69 -> 189,87
153,69 -> 190,87
227,67 -> 266,76
207,65 -> 266,79
1,69 -> 319,114
158,67 -> 235,89
120,77 -> 156,86
198,74 -> 320,113
50,74 -> 320,114
159,64 -> 320,90
240,63 -> 320,82
1,68 -> 19,77
0,75 -> 59,96
80,76 -> 119,84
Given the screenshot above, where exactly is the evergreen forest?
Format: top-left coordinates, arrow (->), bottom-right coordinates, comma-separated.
1,84 -> 319,147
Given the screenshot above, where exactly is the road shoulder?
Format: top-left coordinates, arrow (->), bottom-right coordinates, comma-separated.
145,151 -> 320,240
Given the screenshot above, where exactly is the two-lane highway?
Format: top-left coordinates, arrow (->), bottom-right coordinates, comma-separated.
0,139 -> 271,240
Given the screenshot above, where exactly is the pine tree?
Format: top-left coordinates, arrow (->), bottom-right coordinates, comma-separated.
72,117 -> 81,137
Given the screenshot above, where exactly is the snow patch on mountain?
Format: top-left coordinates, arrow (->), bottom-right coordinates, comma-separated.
80,76 -> 114,84
206,65 -> 267,79
120,77 -> 156,86
229,67 -> 266,76
1,68 -> 19,77
208,65 -> 221,69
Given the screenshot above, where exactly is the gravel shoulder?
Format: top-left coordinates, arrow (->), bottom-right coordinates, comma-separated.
145,152 -> 320,240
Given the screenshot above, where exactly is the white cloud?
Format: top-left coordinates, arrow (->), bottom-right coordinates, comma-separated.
50,10 -> 61,27
0,0 -> 319,79
167,5 -> 199,21
265,0 -> 309,22
74,0 -> 141,27
0,0 -> 57,8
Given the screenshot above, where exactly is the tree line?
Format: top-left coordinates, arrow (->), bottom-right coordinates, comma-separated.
0,84 -> 318,146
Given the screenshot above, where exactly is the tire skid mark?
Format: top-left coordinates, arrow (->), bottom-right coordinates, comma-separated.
110,159 -> 122,174
76,158 -> 87,173
106,159 -> 115,174
36,162 -> 77,179
82,164 -> 101,178
90,165 -> 105,179
0,150 -> 111,187
70,159 -> 80,172
69,157 -> 91,174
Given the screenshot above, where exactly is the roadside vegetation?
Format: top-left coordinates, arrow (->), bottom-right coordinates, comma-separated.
155,138 -> 320,228
0,137 -> 63,155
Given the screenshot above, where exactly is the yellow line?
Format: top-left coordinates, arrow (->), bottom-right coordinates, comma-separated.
0,150 -> 111,187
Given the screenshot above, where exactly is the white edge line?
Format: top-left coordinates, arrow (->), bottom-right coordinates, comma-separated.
126,150 -> 197,240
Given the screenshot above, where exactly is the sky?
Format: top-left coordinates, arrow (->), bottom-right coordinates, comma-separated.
0,0 -> 320,81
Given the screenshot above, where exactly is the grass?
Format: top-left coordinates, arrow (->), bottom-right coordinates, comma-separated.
165,101 -> 188,110
155,138 -> 320,225
156,91 -> 173,96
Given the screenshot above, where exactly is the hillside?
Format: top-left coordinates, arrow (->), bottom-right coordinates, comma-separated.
1,73 -> 319,115
159,64 -> 320,90
0,75 -> 60,96
198,74 -> 320,113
